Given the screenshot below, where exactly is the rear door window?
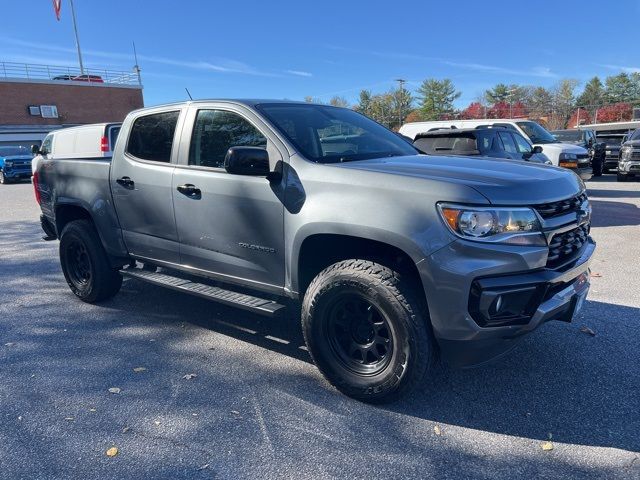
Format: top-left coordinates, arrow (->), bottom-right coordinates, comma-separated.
126,111 -> 180,163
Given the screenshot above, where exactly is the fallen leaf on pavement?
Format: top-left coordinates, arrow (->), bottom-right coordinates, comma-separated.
64,417 -> 74,421
541,441 -> 554,451
197,464 -> 210,471
182,373 -> 197,380
154,420 -> 161,425
590,272 -> 602,278
133,367 -> 147,373
4,342 -> 15,347
231,410 -> 240,415
108,387 -> 121,394
122,426 -> 130,433
580,326 -> 596,337
106,447 -> 119,457
89,408 -> 97,412
434,425 -> 442,436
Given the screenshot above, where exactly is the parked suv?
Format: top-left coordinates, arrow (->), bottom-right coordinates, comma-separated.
34,100 -> 595,402
618,129 -> 640,181
400,119 -> 592,179
551,129 -> 604,176
0,146 -> 33,184
413,127 -> 551,164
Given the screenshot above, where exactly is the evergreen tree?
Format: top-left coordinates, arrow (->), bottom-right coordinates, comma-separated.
576,77 -> 604,111
416,79 -> 461,120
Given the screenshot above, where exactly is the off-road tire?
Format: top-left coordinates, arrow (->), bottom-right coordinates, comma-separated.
301,259 -> 436,403
59,220 -> 122,303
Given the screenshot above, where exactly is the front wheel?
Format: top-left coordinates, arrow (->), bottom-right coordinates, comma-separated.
59,219 -> 122,302
0,170 -> 9,184
301,259 -> 436,403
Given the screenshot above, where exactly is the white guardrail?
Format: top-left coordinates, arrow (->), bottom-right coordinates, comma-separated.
0,61 -> 141,86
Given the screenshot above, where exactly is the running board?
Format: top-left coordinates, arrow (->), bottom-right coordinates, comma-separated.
119,268 -> 285,317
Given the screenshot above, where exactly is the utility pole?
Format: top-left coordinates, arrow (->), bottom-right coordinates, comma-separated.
68,0 -> 85,74
395,78 -> 406,129
132,41 -> 142,85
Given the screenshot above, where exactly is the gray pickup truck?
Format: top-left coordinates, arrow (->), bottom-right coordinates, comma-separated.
33,100 -> 595,402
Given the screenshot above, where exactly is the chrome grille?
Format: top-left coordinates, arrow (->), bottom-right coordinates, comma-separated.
534,192 -> 587,219
546,224 -> 589,268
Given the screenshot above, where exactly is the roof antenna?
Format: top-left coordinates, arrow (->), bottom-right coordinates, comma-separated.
185,87 -> 193,100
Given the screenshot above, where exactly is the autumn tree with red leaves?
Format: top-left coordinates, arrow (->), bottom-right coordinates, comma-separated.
594,103 -> 632,123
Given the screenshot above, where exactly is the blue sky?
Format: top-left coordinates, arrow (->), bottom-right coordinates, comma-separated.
2,0 -> 640,108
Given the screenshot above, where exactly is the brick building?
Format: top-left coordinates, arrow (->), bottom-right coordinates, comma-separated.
0,61 -> 144,147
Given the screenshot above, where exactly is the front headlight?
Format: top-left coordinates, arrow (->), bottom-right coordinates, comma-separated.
559,153 -> 577,160
621,147 -> 632,161
437,204 -> 546,246
4,161 -> 13,167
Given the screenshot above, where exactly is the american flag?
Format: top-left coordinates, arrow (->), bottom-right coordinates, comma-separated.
52,0 -> 62,20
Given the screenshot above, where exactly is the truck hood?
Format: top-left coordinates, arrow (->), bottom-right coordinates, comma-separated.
334,155 -> 583,204
534,143 -> 588,154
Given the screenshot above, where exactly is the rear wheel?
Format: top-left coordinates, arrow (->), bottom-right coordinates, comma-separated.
59,220 -> 122,302
301,259 -> 436,403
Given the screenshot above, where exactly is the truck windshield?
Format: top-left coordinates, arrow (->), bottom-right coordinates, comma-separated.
0,146 -> 30,157
516,121 -> 557,144
552,130 -> 582,142
257,103 -> 418,163
597,135 -> 624,146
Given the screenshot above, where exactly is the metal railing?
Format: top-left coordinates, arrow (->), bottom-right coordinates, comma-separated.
0,61 -> 141,86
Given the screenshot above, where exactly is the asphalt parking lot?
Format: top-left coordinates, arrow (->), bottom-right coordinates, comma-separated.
0,176 -> 639,480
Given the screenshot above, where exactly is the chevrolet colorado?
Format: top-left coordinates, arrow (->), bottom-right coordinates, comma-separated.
33,100 -> 595,402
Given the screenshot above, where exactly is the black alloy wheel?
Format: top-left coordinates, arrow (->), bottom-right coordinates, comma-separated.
325,293 -> 393,376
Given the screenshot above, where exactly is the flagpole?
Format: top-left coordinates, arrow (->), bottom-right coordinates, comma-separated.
68,0 -> 85,74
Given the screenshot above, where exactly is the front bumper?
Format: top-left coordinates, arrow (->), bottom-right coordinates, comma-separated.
419,237 -> 595,368
604,161 -> 618,170
2,168 -> 32,179
572,166 -> 593,180
618,161 -> 640,174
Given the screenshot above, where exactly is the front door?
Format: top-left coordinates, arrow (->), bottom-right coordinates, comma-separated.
172,107 -> 285,291
111,109 -> 182,264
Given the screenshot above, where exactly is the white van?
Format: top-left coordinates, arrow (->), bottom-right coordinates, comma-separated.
32,123 -> 121,173
400,119 -> 590,173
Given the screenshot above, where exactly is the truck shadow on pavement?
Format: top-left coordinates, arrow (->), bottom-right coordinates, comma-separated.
590,199 -> 640,227
1,220 -> 639,478
75,272 -> 640,455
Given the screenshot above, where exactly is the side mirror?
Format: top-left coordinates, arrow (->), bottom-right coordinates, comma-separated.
532,146 -> 543,154
224,147 -> 270,177
31,144 -> 41,155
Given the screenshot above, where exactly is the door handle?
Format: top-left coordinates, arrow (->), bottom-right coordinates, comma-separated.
177,184 -> 201,197
116,176 -> 134,188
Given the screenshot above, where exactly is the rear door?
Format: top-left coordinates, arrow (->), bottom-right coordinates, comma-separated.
111,109 -> 184,264
171,104 -> 286,292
